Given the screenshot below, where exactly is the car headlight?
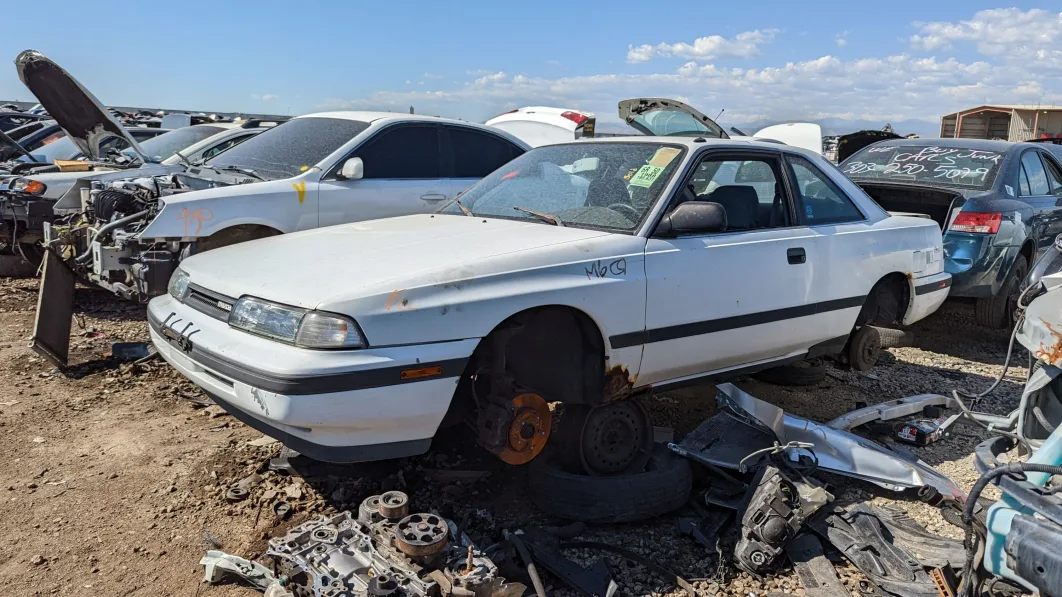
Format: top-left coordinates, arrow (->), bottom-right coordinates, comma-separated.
229,296 -> 366,349
11,178 -> 46,195
168,268 -> 191,301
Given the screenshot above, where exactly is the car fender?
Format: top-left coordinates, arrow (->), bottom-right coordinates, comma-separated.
317,235 -> 650,380
138,174 -> 319,241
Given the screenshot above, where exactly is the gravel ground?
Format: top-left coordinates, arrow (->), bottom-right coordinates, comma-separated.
0,277 -> 1029,596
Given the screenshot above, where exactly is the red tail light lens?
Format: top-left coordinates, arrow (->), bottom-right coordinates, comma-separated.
950,211 -> 1002,234
561,111 -> 589,125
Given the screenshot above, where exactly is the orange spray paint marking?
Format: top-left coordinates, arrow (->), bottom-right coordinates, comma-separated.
384,290 -> 413,311
1034,319 -> 1062,366
176,207 -> 214,236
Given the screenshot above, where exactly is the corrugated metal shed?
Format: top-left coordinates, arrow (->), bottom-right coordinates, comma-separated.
941,105 -> 1062,141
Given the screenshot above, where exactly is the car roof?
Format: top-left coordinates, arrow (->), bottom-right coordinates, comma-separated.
566,135 -> 818,155
297,110 -> 491,127
871,138 -> 1016,152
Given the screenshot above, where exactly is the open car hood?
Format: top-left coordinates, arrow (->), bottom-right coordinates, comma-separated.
837,130 -> 902,163
618,98 -> 728,139
15,50 -> 147,162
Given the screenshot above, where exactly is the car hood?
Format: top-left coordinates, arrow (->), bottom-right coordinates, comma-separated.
619,97 -> 728,138
179,214 -> 615,308
15,50 -> 147,163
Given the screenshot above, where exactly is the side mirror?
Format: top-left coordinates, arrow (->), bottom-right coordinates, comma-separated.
338,157 -> 364,180
655,201 -> 727,236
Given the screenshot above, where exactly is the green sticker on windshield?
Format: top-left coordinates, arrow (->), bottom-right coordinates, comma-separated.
628,164 -> 665,188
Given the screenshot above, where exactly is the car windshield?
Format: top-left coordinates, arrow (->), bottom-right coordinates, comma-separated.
841,144 -> 1005,189
16,135 -> 77,163
439,142 -> 685,231
205,117 -> 370,180
631,110 -> 724,138
121,125 -> 226,162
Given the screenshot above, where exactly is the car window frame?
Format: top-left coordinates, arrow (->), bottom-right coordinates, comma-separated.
438,124 -> 525,179
322,122 -> 442,181
199,132 -> 256,162
651,147 -> 801,238
1038,151 -> 1062,198
784,153 -> 868,226
1019,149 -> 1051,197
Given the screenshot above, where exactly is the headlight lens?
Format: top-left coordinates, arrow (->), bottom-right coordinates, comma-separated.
11,178 -> 46,195
228,296 -> 366,349
168,268 -> 191,301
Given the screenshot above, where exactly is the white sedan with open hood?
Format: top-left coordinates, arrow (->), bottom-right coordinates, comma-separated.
149,137 -> 950,467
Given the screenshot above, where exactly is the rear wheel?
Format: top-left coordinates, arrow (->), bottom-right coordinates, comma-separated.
975,254 -> 1028,329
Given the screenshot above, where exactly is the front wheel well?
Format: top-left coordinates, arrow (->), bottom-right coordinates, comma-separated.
188,224 -> 283,255
857,272 -> 910,327
457,306 -> 609,410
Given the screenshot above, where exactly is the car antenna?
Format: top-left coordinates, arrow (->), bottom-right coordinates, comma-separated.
715,108 -> 725,120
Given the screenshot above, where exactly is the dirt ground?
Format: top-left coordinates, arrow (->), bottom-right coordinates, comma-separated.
0,277 -> 1026,596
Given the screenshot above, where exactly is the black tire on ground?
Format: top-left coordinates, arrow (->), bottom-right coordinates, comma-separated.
528,444 -> 692,524
976,254 -> 1028,329
752,357 -> 827,386
872,326 -> 915,349
0,253 -> 40,277
848,326 -> 881,372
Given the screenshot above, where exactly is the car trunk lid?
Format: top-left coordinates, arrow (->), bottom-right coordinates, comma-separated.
855,181 -> 966,230
618,98 -> 728,138
15,50 -> 147,163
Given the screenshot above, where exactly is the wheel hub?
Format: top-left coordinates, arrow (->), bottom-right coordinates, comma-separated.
496,393 -> 552,465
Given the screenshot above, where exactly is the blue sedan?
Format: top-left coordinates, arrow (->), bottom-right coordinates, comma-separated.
842,138 -> 1062,328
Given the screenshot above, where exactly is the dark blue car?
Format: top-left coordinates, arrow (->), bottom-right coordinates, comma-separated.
841,138 -> 1062,328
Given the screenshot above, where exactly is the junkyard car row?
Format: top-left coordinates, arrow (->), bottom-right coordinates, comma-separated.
2,48 -> 1062,597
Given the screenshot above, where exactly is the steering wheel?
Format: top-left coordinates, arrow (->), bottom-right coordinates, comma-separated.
607,203 -> 640,220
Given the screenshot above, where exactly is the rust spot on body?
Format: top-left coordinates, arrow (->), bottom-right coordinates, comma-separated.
602,364 -> 639,403
1034,319 -> 1062,365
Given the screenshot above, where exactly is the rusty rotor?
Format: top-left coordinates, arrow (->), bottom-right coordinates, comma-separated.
377,491 -> 409,520
496,392 -> 552,465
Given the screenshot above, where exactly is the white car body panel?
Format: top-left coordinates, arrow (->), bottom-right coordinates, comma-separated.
150,137 -> 950,462
485,107 -> 595,147
750,123 -> 824,155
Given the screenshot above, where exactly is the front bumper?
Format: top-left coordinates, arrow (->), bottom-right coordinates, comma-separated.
147,294 -> 476,463
944,232 -> 1016,298
903,271 -> 952,326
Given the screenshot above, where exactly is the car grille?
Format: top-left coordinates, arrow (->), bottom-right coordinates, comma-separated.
185,283 -> 236,322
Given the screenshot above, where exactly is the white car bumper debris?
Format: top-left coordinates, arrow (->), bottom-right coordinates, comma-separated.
904,271 -> 952,326
147,294 -> 477,463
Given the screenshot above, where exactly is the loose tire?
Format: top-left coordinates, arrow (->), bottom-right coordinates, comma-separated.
849,326 -> 881,372
976,254 -> 1028,329
872,326 -> 915,349
752,358 -> 827,386
528,444 -> 692,523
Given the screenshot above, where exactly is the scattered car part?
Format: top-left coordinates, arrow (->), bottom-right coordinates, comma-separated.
847,326 -> 881,372
272,501 -> 292,519
874,326 -> 916,349
677,506 -> 733,551
784,533 -> 849,597
864,505 -> 967,570
894,414 -> 951,446
971,426 -> 1062,595
809,503 -> 953,597
30,250 -> 74,367
513,529 -> 618,597
560,540 -> 698,597
670,408 -> 777,470
110,342 -> 152,361
200,549 -> 278,591
266,492 -> 515,597
714,384 -> 966,500
378,490 -> 410,519
752,358 -> 827,386
572,400 -> 653,476
733,464 -> 833,575
528,444 -> 692,523
477,392 -> 552,465
827,394 -> 957,431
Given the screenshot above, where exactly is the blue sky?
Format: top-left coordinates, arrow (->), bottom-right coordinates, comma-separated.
1,1 -> 1060,132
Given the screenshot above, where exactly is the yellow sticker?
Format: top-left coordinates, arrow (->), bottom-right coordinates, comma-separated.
628,164 -> 665,188
292,181 -> 307,204
648,147 -> 681,168
300,165 -> 309,172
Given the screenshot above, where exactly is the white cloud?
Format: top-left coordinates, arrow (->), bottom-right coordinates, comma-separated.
422,72 -> 442,79
910,8 -> 1062,68
835,31 -> 848,47
319,9 -> 1062,130
250,93 -> 278,101
627,29 -> 778,63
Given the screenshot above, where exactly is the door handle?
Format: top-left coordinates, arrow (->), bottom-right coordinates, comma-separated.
420,193 -> 448,202
787,247 -> 806,265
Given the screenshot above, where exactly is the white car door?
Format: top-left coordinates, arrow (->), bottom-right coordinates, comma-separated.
318,124 -> 452,227
636,150 -> 838,386
440,124 -> 526,197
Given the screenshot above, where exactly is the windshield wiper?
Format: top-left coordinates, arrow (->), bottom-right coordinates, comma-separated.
173,150 -> 193,167
513,205 -> 564,227
454,197 -> 473,216
217,165 -> 265,180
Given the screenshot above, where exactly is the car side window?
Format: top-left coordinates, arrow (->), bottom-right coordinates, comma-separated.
786,155 -> 865,225
445,126 -> 524,178
354,125 -> 440,179
685,155 -> 790,230
1041,154 -> 1062,197
201,134 -> 252,161
1020,151 -> 1051,196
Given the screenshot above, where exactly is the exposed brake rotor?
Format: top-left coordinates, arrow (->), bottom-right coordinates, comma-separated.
495,392 -> 552,465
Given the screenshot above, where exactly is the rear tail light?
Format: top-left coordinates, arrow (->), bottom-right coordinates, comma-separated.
561,111 -> 589,125
950,211 -> 1002,234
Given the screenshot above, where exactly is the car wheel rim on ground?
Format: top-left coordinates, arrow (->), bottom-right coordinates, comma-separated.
579,400 -> 653,476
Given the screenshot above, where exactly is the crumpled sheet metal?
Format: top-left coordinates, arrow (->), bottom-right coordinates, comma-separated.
825,394 -> 955,431
1019,288 -> 1062,367
716,383 -> 966,501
